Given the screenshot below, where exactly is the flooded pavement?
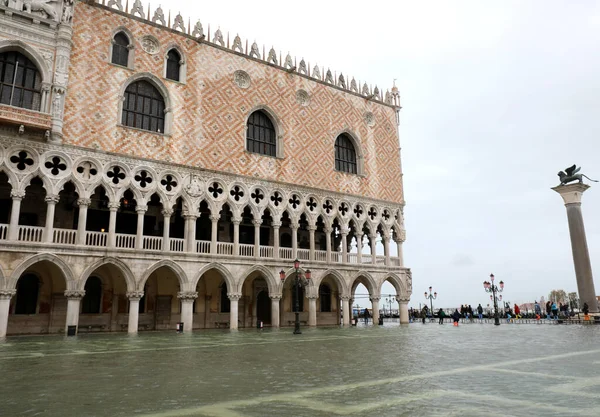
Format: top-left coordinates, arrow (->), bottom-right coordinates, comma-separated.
1,323 -> 599,416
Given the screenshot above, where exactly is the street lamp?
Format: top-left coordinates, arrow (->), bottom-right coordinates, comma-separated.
424,286 -> 437,314
280,259 -> 311,335
483,273 -> 504,326
385,295 -> 395,320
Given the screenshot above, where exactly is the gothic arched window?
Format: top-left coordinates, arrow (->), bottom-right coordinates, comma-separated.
122,80 -> 165,133
111,32 -> 130,67
334,134 -> 357,174
246,110 -> 276,157
0,51 -> 41,111
220,283 -> 230,313
166,49 -> 181,82
15,274 -> 39,315
319,284 -> 332,312
82,276 -> 102,314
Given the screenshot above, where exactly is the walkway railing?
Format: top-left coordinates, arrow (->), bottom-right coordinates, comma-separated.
0,223 -> 402,267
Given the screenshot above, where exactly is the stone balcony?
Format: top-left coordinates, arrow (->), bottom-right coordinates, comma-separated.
0,104 -> 52,131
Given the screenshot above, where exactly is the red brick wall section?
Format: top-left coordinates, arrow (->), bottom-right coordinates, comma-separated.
63,2 -> 404,203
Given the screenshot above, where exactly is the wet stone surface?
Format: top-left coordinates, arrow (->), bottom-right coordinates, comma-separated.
1,323 -> 599,416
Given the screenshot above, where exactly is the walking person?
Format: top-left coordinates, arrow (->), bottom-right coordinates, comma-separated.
363,308 -> 370,324
534,300 -> 541,318
477,304 -> 483,321
468,305 -> 474,323
452,309 -> 461,326
514,303 -> 521,320
551,302 -> 558,321
546,301 -> 552,320
438,308 -> 445,324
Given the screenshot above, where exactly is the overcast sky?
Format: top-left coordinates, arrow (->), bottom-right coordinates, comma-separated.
167,0 -> 600,308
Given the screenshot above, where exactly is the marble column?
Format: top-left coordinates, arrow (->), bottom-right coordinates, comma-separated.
108,202 -> 120,248
272,221 -> 281,259
383,232 -> 391,266
291,223 -> 298,259
369,233 -> 377,265
228,293 -> 241,330
127,291 -> 144,334
162,209 -> 172,251
398,298 -> 410,324
308,295 -> 317,327
308,225 -> 316,261
135,205 -> 147,250
0,290 -> 16,338
371,297 -> 380,325
253,219 -> 262,258
64,290 -> 85,335
341,296 -> 350,326
341,229 -> 348,263
210,214 -> 219,255
8,190 -> 25,241
44,195 -> 59,243
395,237 -> 405,267
270,295 -> 281,328
178,291 -> 198,332
184,214 -> 198,253
76,198 -> 91,245
553,183 -> 598,312
324,226 -> 332,263
232,218 -> 241,256
356,232 -> 363,264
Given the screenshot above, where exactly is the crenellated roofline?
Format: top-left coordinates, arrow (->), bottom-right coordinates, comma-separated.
83,0 -> 402,110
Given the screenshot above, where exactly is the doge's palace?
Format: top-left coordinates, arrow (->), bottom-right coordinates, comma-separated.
0,0 -> 411,337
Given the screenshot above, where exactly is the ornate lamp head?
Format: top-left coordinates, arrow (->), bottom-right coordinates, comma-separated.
499,280 -> 504,290
490,274 -> 495,282
279,270 -> 286,281
294,259 -> 300,270
305,269 -> 311,280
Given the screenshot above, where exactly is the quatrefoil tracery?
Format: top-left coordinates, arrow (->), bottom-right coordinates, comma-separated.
338,202 -> 349,216
306,197 -> 317,212
107,166 -> 126,184
161,175 -> 177,192
230,185 -> 244,201
353,205 -> 363,218
134,170 -> 153,188
208,182 -> 223,198
45,156 -> 67,176
368,207 -> 377,221
270,192 -> 283,206
323,200 -> 333,214
289,194 -> 300,209
76,162 -> 98,180
10,151 -> 34,171
251,189 -> 264,204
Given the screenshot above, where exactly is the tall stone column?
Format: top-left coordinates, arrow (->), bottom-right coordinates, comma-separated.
228,293 -> 241,330
341,228 -> 348,263
272,221 -> 281,259
324,226 -> 332,263
8,191 -> 25,241
398,297 -> 410,324
356,231 -> 363,264
44,195 -> 59,243
270,295 -> 281,328
341,296 -> 350,326
308,225 -> 316,261
553,183 -> 598,312
178,291 -> 198,332
291,223 -> 299,259
210,214 -> 219,255
395,237 -> 405,267
64,290 -> 85,335
369,233 -> 377,265
162,209 -> 172,251
76,198 -> 90,245
308,295 -> 317,326
108,202 -> 120,248
127,291 -> 144,334
0,290 -> 16,338
370,297 -> 380,325
232,218 -> 241,256
184,213 -> 198,253
135,205 -> 147,250
383,231 -> 391,266
253,219 -> 262,258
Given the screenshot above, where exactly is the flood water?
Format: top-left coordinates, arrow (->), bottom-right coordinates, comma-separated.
1,322 -> 599,416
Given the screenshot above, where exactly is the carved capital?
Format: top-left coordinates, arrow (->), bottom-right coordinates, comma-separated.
45,195 -> 60,204
340,228 -> 349,236
227,293 -> 242,301
10,190 -> 25,200
0,289 -> 16,300
177,291 -> 198,301
210,214 -> 220,222
108,202 -> 121,211
340,295 -> 351,301
64,290 -> 86,300
269,295 -> 282,301
307,225 -> 317,232
77,198 -> 91,207
126,44 -> 135,50
161,208 -> 174,217
252,219 -> 262,227
135,205 -> 148,214
306,294 -> 318,300
271,221 -> 282,228
127,291 -> 145,301
370,297 -> 381,303
397,297 -> 410,303
290,223 -> 299,231
324,227 -> 333,234
231,219 -> 241,226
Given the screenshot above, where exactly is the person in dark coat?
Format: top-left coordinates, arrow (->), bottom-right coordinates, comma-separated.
451,309 -> 461,326
438,308 -> 445,324
363,308 -> 370,324
583,302 -> 589,315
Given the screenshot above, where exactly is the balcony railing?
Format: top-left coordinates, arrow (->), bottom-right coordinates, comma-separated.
0,224 -> 402,267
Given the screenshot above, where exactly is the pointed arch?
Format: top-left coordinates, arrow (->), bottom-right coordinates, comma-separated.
19,171 -> 52,195
79,257 -> 136,292
314,269 -> 348,297
0,39 -> 51,84
8,253 -> 75,290
239,264 -> 279,295
0,167 -> 18,190
139,259 -> 188,290
349,271 -> 378,296
333,128 -> 364,176
191,262 -> 236,293
55,176 -> 85,199
380,273 -> 409,298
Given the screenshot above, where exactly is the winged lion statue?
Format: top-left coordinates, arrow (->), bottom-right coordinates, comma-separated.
557,165 -> 598,185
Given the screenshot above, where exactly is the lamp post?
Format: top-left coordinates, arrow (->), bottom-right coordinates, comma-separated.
386,295 -> 395,320
483,274 -> 504,326
280,259 -> 311,335
424,286 -> 437,314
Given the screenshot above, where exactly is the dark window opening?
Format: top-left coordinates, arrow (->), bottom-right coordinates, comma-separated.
121,80 -> 165,133
111,32 -> 130,67
0,51 -> 41,110
334,134 -> 357,174
166,49 -> 181,82
246,110 -> 276,157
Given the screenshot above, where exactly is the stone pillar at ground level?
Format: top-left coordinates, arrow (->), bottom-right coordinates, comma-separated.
178,291 -> 198,332
270,295 -> 281,328
127,291 -> 144,334
371,297 -> 380,325
228,293 -> 241,330
0,290 -> 16,338
552,183 -> 598,313
64,290 -> 85,334
308,295 -> 317,326
341,296 -> 350,326
398,298 -> 410,324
